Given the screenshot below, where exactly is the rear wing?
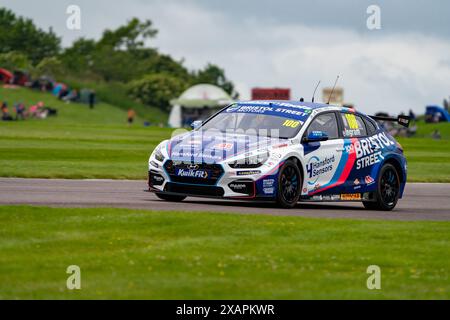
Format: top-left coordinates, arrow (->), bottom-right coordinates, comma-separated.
368,115 -> 411,128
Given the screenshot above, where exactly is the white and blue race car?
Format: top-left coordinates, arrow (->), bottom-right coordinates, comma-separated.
148,101 -> 409,210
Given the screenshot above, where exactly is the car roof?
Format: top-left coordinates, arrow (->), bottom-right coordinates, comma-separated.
236,100 -> 334,110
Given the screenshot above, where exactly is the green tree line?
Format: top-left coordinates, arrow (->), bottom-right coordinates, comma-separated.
0,7 -> 238,112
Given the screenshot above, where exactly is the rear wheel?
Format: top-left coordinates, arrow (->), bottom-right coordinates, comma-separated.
276,160 -> 302,209
363,163 -> 400,211
155,193 -> 186,202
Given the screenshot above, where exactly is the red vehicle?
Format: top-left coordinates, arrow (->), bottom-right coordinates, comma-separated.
251,88 -> 291,100
0,68 -> 13,84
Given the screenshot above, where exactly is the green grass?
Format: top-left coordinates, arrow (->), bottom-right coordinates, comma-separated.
397,120 -> 450,182
0,205 -> 449,299
397,138 -> 450,182
1,86 -> 450,181
61,78 -> 168,124
0,86 -> 173,179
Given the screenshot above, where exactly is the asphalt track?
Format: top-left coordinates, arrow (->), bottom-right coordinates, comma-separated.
0,178 -> 449,221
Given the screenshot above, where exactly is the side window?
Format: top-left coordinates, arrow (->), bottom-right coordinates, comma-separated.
340,113 -> 367,138
306,112 -> 339,139
364,118 -> 378,135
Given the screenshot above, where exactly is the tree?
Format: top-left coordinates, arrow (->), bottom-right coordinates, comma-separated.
98,18 -> 158,51
0,51 -> 31,70
127,73 -> 187,111
33,57 -> 65,79
0,8 -> 61,65
60,38 -> 96,73
193,63 -> 239,99
138,51 -> 191,82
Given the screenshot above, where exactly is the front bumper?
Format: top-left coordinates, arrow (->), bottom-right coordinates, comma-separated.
148,160 -> 281,199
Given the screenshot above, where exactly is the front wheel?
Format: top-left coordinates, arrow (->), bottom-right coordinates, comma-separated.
363,163 -> 400,211
155,193 -> 186,202
276,160 -> 302,209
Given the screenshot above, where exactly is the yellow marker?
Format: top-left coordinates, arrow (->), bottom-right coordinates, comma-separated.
345,114 -> 359,129
283,120 -> 300,128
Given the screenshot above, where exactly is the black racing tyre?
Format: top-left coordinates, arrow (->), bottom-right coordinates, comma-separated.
276,160 -> 302,209
155,193 -> 186,202
363,163 -> 400,211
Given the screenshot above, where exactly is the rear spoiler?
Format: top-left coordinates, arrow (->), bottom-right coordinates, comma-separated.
368,115 -> 411,128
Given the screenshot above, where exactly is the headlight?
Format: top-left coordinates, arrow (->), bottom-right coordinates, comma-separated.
152,144 -> 165,162
228,152 -> 269,169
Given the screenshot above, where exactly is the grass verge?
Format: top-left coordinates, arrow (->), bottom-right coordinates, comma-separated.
0,205 -> 449,299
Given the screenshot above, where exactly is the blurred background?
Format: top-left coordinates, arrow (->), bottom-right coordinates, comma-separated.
0,1 -> 449,300
0,0 -> 449,181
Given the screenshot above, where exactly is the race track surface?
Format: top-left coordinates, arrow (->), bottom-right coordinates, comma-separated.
0,178 -> 449,221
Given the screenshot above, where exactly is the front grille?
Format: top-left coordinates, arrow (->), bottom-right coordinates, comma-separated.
164,160 -> 224,185
165,183 -> 225,197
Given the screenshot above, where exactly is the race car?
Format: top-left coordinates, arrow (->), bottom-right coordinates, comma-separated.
148,100 -> 409,211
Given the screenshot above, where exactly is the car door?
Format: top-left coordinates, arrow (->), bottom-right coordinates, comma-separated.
338,111 -> 371,192
301,111 -> 344,196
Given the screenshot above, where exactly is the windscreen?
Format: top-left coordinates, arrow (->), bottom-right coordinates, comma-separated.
201,103 -> 311,139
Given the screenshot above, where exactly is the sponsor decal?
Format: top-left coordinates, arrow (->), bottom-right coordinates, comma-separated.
263,187 -> 275,195
236,170 -> 261,176
171,151 -> 222,162
263,179 -> 275,187
303,188 -> 308,193
214,143 -> 233,150
272,143 -> 289,149
340,193 -> 362,201
229,183 -> 247,191
344,128 -> 361,137
345,133 -> 394,170
226,105 -> 240,113
311,195 -> 323,201
176,169 -> 209,179
275,108 -> 308,118
233,106 -> 273,114
354,178 -> 361,190
225,103 -> 310,120
306,155 -> 336,185
330,195 -> 341,201
365,175 -> 375,185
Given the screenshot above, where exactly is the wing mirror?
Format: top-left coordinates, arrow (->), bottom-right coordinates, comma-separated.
190,120 -> 203,130
303,131 -> 329,143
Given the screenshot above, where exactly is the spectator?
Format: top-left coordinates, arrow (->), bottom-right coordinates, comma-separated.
1,101 -> 7,113
14,102 -> 26,120
432,130 -> 441,140
1,102 -> 13,121
127,109 -> 136,127
89,90 -> 96,109
29,102 -> 45,118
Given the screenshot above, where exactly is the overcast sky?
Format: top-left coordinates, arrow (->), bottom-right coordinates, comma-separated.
2,0 -> 450,114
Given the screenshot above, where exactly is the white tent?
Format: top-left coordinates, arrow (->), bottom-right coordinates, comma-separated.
168,84 -> 233,128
